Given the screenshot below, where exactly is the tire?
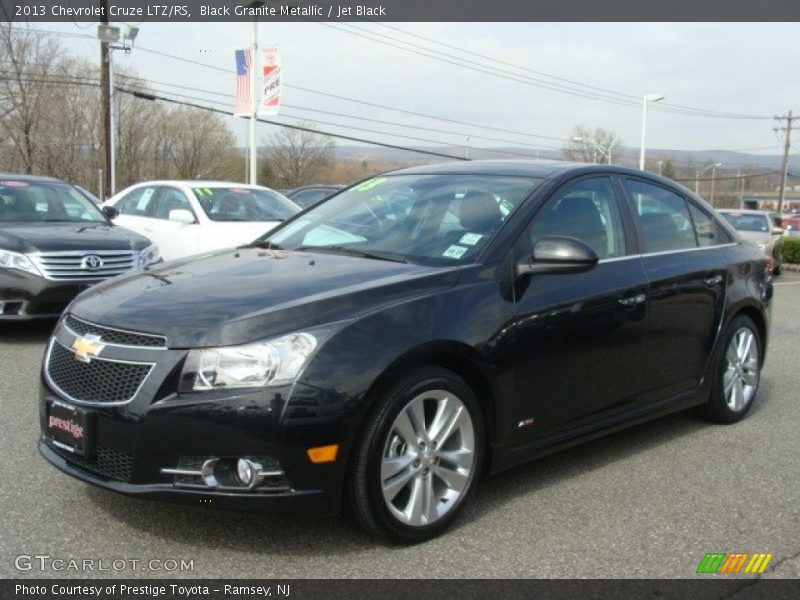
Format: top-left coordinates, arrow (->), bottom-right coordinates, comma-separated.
698,314 -> 762,424
347,366 -> 485,542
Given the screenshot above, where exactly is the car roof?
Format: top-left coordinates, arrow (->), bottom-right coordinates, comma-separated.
129,180 -> 268,188
0,173 -> 65,183
386,159 -> 587,178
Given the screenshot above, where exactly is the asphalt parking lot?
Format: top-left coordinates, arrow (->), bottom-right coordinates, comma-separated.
1,274 -> 799,579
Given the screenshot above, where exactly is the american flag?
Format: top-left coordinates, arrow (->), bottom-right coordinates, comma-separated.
234,48 -> 252,117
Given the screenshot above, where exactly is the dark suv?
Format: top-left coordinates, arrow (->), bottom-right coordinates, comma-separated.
39,161 -> 771,541
0,174 -> 159,319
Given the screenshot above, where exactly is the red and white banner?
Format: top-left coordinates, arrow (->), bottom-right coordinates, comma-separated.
259,45 -> 281,116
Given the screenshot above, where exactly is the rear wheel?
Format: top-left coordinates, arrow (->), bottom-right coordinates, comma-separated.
699,315 -> 762,423
347,366 -> 484,542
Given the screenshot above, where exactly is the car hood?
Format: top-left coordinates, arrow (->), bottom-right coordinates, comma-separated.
0,222 -> 150,253
69,248 -> 464,347
735,230 -> 771,245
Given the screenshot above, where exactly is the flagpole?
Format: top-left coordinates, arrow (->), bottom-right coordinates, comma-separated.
249,19 -> 258,185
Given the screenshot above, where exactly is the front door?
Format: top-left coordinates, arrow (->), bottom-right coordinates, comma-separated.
511,176 -> 649,441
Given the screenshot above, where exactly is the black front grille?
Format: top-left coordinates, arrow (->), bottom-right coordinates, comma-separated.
53,444 -> 135,482
47,341 -> 152,403
64,314 -> 166,348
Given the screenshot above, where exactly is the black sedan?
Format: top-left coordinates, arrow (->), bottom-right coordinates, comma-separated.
0,174 -> 159,319
38,161 -> 771,541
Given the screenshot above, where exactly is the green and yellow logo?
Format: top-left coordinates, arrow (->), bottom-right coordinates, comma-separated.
696,552 -> 773,574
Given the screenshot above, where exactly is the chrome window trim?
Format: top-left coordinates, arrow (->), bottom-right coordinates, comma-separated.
598,242 -> 738,264
44,338 -> 155,407
63,314 -> 167,350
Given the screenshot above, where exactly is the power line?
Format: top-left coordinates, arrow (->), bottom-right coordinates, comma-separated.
342,20 -> 775,120
320,22 -> 774,121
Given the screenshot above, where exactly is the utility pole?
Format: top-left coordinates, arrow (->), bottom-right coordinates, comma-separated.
100,0 -> 112,200
775,110 -> 796,216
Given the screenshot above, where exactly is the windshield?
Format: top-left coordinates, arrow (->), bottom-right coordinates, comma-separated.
262,174 -> 542,265
720,212 -> 770,233
0,180 -> 106,223
193,186 -> 299,222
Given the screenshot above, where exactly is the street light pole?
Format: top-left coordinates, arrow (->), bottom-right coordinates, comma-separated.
639,94 -> 665,171
695,162 -> 722,198
710,165 -> 718,206
249,20 -> 258,185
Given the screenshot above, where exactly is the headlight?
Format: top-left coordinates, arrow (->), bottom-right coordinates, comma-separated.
184,331 -> 325,391
0,250 -> 42,276
138,243 -> 160,267
757,242 -> 767,251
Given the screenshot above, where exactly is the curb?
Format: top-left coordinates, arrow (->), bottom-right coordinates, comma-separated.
781,263 -> 800,273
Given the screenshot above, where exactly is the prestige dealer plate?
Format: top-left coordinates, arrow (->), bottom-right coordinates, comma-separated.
46,400 -> 91,456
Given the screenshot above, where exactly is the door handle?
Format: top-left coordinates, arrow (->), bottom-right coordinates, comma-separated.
619,293 -> 646,307
704,274 -> 723,286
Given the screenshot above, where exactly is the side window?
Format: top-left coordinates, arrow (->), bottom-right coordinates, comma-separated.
625,179 -> 697,253
526,176 -> 626,259
687,203 -> 718,247
117,187 -> 158,217
152,187 -> 194,220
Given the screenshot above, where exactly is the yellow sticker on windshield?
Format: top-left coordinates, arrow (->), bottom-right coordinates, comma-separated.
354,177 -> 388,193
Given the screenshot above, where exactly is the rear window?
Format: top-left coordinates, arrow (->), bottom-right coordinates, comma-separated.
193,187 -> 299,222
720,212 -> 770,233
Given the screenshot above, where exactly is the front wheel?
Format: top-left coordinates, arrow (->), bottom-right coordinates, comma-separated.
347,366 -> 485,542
699,315 -> 762,424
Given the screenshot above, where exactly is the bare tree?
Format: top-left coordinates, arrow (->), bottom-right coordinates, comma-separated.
562,125 -> 623,164
264,123 -> 334,188
0,24 -> 64,173
164,107 -> 237,179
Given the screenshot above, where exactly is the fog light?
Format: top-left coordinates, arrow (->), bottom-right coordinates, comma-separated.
236,458 -> 257,486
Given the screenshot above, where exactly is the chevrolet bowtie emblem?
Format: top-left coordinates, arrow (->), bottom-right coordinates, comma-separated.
71,334 -> 105,363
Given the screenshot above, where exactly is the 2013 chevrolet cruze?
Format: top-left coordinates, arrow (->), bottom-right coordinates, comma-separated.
39,161 -> 772,541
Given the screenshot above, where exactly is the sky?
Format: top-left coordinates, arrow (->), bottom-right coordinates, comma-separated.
39,21 -> 800,161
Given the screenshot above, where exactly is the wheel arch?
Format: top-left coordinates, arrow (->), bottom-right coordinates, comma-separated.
362,341 -> 500,454
725,301 -> 768,365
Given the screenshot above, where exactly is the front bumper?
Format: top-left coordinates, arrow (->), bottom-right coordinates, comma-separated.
1,270 -> 96,319
38,439 -> 332,514
38,318 -> 350,517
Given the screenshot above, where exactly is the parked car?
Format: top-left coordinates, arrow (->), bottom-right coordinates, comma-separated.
0,173 -> 158,320
104,181 -> 300,260
284,185 -> 344,209
717,209 -> 784,274
39,161 -> 771,541
781,211 -> 800,237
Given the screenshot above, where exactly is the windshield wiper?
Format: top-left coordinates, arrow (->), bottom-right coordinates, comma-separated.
249,240 -> 283,250
294,245 -> 408,264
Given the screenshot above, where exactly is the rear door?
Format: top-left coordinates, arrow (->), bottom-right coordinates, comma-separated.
621,177 -> 729,400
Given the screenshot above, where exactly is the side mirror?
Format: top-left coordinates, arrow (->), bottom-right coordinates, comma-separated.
516,236 -> 599,277
101,205 -> 119,220
169,209 -> 195,224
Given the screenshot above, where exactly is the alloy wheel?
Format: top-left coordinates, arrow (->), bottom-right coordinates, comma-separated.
380,389 -> 475,527
723,326 -> 759,412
